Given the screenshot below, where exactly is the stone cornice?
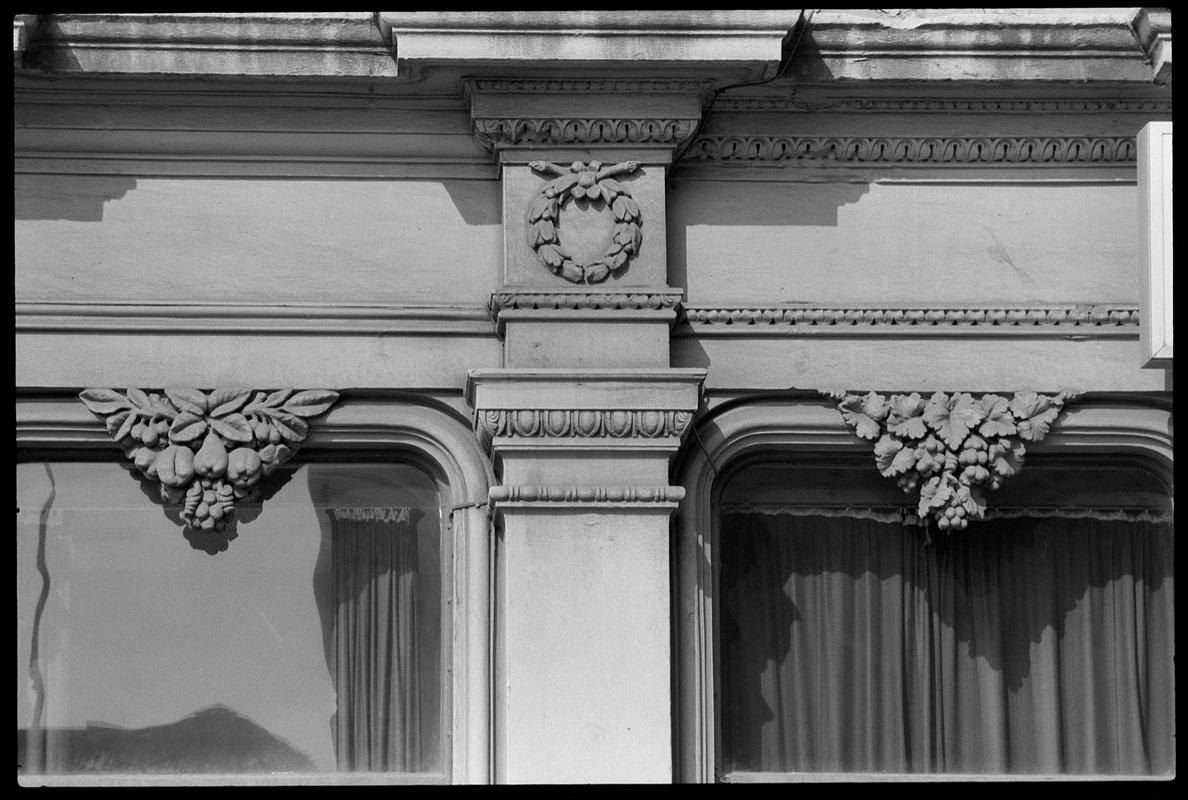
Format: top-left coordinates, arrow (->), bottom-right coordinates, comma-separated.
17,13 -> 398,77
715,96 -> 1174,114
798,8 -> 1159,83
1131,8 -> 1172,85
687,136 -> 1137,165
680,305 -> 1140,336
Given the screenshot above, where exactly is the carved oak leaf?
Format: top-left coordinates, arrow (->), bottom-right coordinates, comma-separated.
978,394 -> 1017,438
283,389 -> 340,418
1010,391 -> 1062,441
208,388 -> 251,418
169,411 -> 208,443
886,392 -> 928,439
839,391 -> 890,440
165,387 -> 208,416
80,388 -> 133,414
923,391 -> 985,451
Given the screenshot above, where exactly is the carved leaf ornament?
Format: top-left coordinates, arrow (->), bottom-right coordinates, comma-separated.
527,159 -> 643,284
80,387 -> 339,539
836,390 -> 1070,532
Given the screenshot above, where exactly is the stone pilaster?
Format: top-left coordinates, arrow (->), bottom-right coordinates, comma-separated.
467,77 -> 710,782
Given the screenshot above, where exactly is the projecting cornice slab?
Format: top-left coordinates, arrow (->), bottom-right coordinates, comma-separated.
16,13 -> 397,77
793,8 -> 1165,83
377,11 -> 800,86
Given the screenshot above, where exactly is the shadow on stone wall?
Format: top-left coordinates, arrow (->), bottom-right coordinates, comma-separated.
15,175 -> 139,222
666,180 -> 870,291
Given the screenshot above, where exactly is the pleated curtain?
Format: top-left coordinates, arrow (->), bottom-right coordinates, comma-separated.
329,509 -> 421,772
720,513 -> 1174,776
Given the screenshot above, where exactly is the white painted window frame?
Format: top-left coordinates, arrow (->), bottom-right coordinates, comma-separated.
16,396 -> 495,787
673,395 -> 1174,783
1138,121 -> 1173,368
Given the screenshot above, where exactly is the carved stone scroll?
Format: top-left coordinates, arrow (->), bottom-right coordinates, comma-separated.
835,390 -> 1072,532
80,387 -> 340,544
527,159 -> 642,284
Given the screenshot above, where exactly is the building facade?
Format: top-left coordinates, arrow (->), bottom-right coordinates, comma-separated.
15,11 -> 1173,785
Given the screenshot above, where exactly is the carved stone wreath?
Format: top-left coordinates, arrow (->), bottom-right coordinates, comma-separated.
836,390 -> 1072,532
80,387 -> 340,540
527,160 -> 643,284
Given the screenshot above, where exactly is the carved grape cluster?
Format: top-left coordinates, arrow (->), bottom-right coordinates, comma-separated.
527,160 -> 643,284
837,390 -> 1070,531
80,387 -> 339,534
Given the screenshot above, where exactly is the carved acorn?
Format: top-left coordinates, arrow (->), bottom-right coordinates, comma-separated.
194,430 -> 229,478
155,444 -> 196,487
226,447 -> 263,489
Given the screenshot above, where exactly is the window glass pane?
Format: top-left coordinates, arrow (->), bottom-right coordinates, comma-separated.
719,460 -> 1174,777
16,460 -> 445,778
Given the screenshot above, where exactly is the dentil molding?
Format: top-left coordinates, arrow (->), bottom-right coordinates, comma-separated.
490,289 -> 684,313
682,305 -> 1140,333
834,389 -> 1072,532
79,387 -> 339,546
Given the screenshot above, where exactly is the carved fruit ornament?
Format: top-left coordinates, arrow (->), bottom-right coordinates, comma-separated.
527,160 -> 643,284
835,390 -> 1072,532
80,388 -> 339,538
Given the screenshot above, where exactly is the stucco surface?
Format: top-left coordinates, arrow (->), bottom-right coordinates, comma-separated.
670,179 -> 1139,306
15,177 -> 502,304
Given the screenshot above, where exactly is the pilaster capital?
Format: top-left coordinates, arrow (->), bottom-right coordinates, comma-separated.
466,367 -> 705,454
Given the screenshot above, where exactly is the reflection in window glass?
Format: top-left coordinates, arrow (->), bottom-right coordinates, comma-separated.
16,461 -> 445,778
718,461 -> 1174,777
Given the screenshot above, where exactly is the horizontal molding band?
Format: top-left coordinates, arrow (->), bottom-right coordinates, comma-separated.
714,96 -> 1174,113
14,155 -> 496,180
490,290 -> 685,312
15,302 -> 496,336
687,136 -> 1136,164
476,409 -> 694,441
680,305 -> 1140,337
489,485 -> 686,503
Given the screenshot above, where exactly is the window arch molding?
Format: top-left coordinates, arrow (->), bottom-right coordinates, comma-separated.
672,392 -> 1172,783
16,393 -> 495,785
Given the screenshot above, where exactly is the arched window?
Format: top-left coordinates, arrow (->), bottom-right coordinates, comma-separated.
16,399 -> 493,786
674,396 -> 1174,782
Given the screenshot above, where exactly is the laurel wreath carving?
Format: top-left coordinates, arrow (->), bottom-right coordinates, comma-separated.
527,160 -> 643,284
80,387 -> 339,546
835,390 -> 1072,532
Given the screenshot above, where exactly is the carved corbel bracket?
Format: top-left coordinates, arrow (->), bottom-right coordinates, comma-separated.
834,390 -> 1074,532
80,387 -> 340,548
